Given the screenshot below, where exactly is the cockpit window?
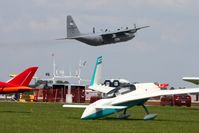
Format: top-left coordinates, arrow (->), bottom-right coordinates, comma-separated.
104,84 -> 136,99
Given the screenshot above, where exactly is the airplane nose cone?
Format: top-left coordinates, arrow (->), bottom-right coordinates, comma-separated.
81,106 -> 95,120
81,112 -> 88,120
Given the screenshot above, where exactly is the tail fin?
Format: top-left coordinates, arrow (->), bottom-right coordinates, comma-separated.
7,67 -> 38,86
67,15 -> 81,38
90,56 -> 102,86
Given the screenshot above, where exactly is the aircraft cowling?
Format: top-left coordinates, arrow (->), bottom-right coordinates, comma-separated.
113,34 -> 135,43
114,38 -> 120,42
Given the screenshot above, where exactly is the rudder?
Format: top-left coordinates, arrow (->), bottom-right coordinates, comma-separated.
90,56 -> 102,86
7,67 -> 38,86
67,15 -> 81,38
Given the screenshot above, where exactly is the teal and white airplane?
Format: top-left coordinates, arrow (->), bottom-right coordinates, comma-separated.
63,56 -> 199,120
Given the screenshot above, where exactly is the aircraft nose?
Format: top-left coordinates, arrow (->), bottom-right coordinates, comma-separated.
81,106 -> 96,120
81,112 -> 88,120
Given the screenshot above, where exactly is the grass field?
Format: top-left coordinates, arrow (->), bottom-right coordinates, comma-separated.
0,102 -> 199,133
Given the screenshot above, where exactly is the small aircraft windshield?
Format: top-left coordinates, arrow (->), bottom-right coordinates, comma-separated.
105,84 -> 136,99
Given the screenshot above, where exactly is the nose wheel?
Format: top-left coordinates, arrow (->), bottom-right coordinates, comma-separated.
142,104 -> 157,120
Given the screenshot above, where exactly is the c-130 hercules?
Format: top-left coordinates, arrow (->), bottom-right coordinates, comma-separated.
58,15 -> 149,46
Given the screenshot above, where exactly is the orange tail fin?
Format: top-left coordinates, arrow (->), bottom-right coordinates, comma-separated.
7,66 -> 38,86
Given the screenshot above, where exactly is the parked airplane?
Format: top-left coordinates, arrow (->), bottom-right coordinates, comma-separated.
58,15 -> 149,46
183,77 -> 199,85
0,67 -> 38,94
63,57 -> 199,120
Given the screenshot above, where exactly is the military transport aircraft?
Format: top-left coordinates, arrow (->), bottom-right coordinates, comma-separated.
0,67 -> 38,94
63,57 -> 199,120
58,15 -> 149,46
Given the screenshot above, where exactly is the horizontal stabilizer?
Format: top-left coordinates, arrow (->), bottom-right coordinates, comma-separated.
62,104 -> 88,108
56,38 -> 67,40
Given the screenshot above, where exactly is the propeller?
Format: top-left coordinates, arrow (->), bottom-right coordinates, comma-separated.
93,27 -> 95,34
134,24 -> 137,29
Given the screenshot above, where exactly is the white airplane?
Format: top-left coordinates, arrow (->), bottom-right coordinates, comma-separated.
58,15 -> 149,46
63,56 -> 199,120
183,77 -> 199,85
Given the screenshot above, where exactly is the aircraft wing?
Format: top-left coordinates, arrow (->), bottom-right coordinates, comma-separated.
89,85 -> 114,94
62,104 -> 127,110
182,77 -> 199,85
95,105 -> 127,109
57,26 -> 149,40
100,29 -> 133,39
64,30 -> 130,39
62,104 -> 88,108
101,26 -> 150,37
112,88 -> 199,105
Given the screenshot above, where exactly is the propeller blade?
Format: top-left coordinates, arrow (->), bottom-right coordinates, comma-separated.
134,24 -> 137,29
136,26 -> 150,30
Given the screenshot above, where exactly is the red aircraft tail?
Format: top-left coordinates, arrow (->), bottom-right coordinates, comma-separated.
7,66 -> 38,86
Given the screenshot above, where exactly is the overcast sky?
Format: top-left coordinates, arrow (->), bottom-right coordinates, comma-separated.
0,0 -> 199,87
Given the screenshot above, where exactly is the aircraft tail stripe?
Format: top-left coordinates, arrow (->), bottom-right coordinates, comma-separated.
90,56 -> 102,86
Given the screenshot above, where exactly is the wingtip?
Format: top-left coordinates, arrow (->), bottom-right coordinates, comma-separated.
137,26 -> 150,30
56,38 -> 67,40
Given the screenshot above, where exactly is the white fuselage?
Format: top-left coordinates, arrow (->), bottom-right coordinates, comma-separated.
81,83 -> 160,119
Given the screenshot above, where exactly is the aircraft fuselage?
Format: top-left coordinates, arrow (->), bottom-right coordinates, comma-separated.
75,33 -> 135,46
0,86 -> 32,94
81,97 -> 148,119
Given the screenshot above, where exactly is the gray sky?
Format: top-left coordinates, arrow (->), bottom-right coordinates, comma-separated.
0,0 -> 199,87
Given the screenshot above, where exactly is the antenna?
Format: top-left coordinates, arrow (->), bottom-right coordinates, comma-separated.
76,60 -> 87,84
52,53 -> 56,83
48,55 -> 89,85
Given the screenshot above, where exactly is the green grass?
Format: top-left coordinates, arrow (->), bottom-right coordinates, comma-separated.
0,102 -> 199,133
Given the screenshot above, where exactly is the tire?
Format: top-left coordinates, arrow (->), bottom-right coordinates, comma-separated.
113,80 -> 120,87
104,80 -> 112,87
